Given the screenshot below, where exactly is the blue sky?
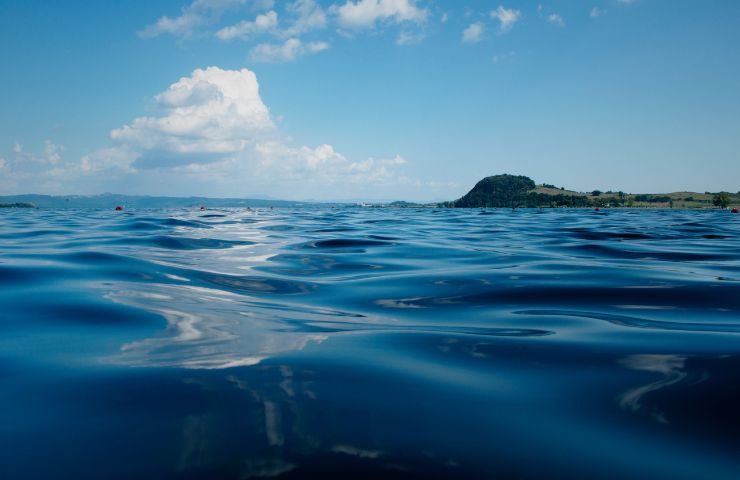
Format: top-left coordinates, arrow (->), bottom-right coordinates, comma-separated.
1,0 -> 739,201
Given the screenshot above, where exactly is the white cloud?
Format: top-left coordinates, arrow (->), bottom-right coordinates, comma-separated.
617,0 -> 636,4
78,67 -> 407,196
216,0 -> 327,40
139,14 -> 202,39
0,140 -> 79,193
142,0 -> 425,58
249,38 -> 329,62
216,1 -> 327,41
80,147 -> 137,174
490,5 -> 521,34
492,50 -> 515,64
103,67 -> 273,172
14,140 -> 65,166
462,22 -> 484,43
590,7 -> 605,18
396,30 -> 425,45
216,10 -> 278,40
441,12 -> 448,23
256,142 -> 345,174
139,0 -> 245,39
255,142 -> 406,184
42,140 -> 63,165
281,0 -> 328,37
547,13 -> 565,27
334,0 -> 427,29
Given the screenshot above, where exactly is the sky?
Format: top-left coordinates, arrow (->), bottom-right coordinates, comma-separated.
0,0 -> 739,201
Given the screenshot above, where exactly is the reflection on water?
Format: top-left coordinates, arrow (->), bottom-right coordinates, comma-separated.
0,207 -> 739,479
619,354 -> 690,423
109,284 -> 328,369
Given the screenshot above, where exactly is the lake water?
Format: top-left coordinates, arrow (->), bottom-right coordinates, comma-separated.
1,207 -> 739,479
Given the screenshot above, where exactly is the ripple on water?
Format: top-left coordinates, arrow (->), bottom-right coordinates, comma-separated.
299,238 -> 394,249
1,207 -> 739,479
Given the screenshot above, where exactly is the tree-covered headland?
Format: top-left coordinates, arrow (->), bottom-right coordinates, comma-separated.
439,174 -> 739,209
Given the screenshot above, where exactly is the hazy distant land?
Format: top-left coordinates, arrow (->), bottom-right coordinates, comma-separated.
0,194 -> 312,209
1,175 -> 738,209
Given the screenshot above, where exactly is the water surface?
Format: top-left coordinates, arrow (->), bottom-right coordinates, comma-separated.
1,207 -> 739,479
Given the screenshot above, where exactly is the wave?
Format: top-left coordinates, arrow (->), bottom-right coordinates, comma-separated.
1,207 -> 739,479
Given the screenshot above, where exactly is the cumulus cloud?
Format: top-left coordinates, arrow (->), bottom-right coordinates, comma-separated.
490,5 -> 521,33
215,9 -> 278,40
334,0 -> 427,29
590,7 -> 605,18
109,67 -> 273,169
139,0 -> 246,39
103,68 -> 254,158
249,38 -> 329,62
78,67 -> 408,197
462,22 -> 484,43
547,13 -> 565,27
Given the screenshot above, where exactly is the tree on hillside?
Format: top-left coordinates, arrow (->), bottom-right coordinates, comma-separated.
453,174 -> 536,208
713,192 -> 731,209
591,190 -> 601,197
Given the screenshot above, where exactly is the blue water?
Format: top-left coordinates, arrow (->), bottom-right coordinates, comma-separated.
1,207 -> 739,479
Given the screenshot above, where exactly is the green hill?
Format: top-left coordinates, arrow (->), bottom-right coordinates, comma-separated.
447,174 -> 739,209
452,175 -> 536,208
449,174 -> 591,208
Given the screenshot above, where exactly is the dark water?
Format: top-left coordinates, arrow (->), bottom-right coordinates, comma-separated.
1,207 -> 739,479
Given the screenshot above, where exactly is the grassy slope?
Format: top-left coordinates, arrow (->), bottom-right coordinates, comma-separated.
533,186 -> 739,208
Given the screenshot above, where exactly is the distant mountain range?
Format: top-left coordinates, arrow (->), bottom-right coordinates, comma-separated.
2,177 -> 738,209
0,194 -> 317,209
